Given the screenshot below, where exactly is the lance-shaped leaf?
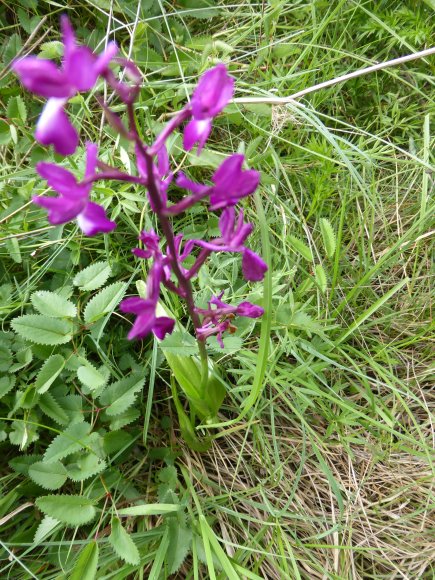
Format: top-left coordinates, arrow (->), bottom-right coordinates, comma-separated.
84,282 -> 127,324
11,315 -> 74,345
44,422 -> 92,463
36,495 -> 96,526
35,354 -> 65,394
70,541 -> 99,580
99,373 -> 145,416
109,517 -> 140,566
31,291 -> 77,318
73,261 -> 112,291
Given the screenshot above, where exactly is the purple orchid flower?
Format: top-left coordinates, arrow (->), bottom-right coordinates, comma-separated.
120,258 -> 175,340
196,292 -> 264,348
13,16 -> 117,155
184,64 -> 234,154
132,230 -> 161,260
191,207 -> 268,281
170,154 -> 259,214
33,142 -> 116,236
120,297 -> 175,340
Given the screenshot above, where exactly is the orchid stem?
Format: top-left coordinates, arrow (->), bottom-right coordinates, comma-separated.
127,103 -> 209,391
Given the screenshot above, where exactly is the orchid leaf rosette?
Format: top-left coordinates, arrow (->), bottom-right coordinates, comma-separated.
13,16 -> 268,436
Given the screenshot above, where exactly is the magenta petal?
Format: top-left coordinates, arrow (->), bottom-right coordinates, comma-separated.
236,302 -> 264,318
176,172 -> 208,196
128,314 -> 155,340
152,317 -> 175,340
191,64 -> 234,120
94,42 -> 118,75
120,297 -> 149,314
132,248 -> 151,259
13,57 -> 71,98
242,249 -> 268,281
36,162 -> 80,196
183,119 -> 211,153
76,202 -> 116,236
85,142 -> 98,178
32,194 -> 84,225
66,46 -> 98,91
35,98 -> 78,155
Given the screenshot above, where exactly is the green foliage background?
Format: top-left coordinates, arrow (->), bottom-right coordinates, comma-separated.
0,0 -> 433,578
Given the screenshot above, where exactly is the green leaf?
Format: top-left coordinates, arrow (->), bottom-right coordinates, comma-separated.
0,345 -> 12,372
0,375 -> 15,398
166,518 -> 192,575
44,422 -> 92,463
66,453 -> 107,482
73,261 -> 112,291
106,407 -> 140,431
3,33 -> 22,66
314,264 -> 327,294
118,504 -> 180,516
39,392 -> 69,425
288,235 -> 313,262
109,517 -> 140,566
35,354 -> 65,394
36,495 -> 96,526
77,363 -> 108,391
28,461 -> 68,490
31,291 -> 77,318
99,373 -> 145,416
9,346 -> 33,372
6,96 -> 27,124
9,454 -> 41,476
33,516 -> 60,544
38,40 -> 63,59
70,541 -> 99,580
319,218 -> 336,259
11,315 -> 73,345
84,282 -> 127,324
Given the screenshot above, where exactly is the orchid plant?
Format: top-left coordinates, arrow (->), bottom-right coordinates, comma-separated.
13,16 -> 267,430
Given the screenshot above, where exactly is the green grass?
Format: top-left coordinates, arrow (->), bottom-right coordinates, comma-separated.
0,0 -> 434,578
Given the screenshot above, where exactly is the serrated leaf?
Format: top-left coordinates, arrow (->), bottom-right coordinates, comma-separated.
109,517 -> 140,566
0,375 -> 15,398
39,392 -> 69,425
31,291 -> 77,318
33,516 -> 60,544
9,454 -> 42,475
9,417 -> 39,449
9,346 -> 33,373
7,96 -> 27,124
29,461 -> 68,490
66,453 -> 107,482
11,315 -> 73,345
73,261 -> 112,291
314,264 -> 327,293
56,394 -> 84,424
84,283 -> 127,324
36,495 -> 96,526
44,422 -> 92,463
35,354 -> 65,394
319,218 -> 336,259
3,33 -> 22,66
288,235 -> 313,261
0,345 -> 12,372
99,373 -> 145,416
107,407 -> 140,430
167,519 -> 192,574
38,40 -> 63,59
70,541 -> 99,580
77,363 -> 108,390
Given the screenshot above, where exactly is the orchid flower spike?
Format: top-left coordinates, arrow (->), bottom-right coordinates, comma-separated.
13,15 -> 117,155
34,142 -> 116,236
183,64 -> 234,154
